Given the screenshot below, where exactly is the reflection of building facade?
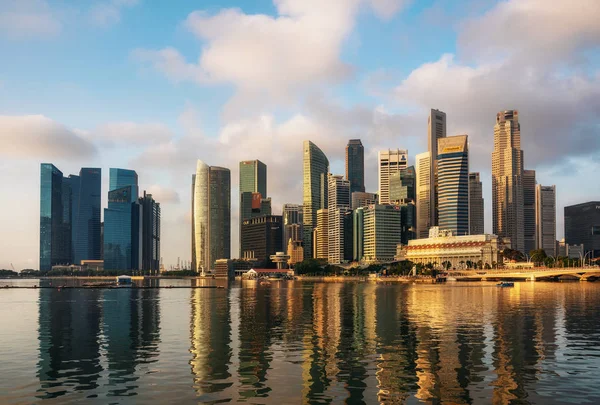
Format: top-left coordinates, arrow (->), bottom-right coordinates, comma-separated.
396,227 -> 506,268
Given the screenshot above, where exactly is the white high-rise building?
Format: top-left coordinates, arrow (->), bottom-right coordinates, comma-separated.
415,152 -> 431,238
378,149 -> 408,205
536,185 -> 556,256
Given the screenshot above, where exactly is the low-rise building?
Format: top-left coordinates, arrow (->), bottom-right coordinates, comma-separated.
395,227 -> 508,269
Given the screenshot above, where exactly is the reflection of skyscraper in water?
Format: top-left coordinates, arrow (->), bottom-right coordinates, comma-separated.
102,288 -> 161,396
189,288 -> 231,401
37,289 -> 103,398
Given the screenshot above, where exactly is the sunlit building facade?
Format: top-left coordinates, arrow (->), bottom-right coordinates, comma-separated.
437,135 -> 469,236
378,149 -> 408,205
327,174 -> 351,264
428,109 -> 447,229
415,152 -> 432,239
302,141 -> 329,259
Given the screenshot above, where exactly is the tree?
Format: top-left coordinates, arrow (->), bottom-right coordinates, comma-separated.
530,249 -> 547,266
503,248 -> 525,262
294,259 -> 324,275
441,261 -> 452,270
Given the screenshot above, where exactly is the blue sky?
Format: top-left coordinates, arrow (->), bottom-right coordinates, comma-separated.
1,0 -> 599,269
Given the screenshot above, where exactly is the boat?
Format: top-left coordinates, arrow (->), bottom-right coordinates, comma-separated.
497,281 -> 514,287
116,275 -> 133,288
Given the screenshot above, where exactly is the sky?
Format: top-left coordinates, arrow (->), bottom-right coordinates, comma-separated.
1,0 -> 599,270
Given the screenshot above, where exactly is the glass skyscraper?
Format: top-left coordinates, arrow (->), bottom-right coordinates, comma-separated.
346,139 -> 365,194
40,164 -> 71,272
239,160 -> 268,257
73,168 -> 102,263
140,191 -> 161,274
104,169 -> 140,271
438,135 -> 469,236
302,141 -> 329,259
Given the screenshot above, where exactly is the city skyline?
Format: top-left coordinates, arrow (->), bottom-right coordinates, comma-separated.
2,0 -> 598,269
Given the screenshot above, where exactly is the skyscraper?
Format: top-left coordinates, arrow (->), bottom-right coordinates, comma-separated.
438,135 -> 469,236
523,169 -> 537,255
536,185 -> 556,256
428,109 -> 447,227
361,205 -> 402,262
104,169 -> 141,271
390,166 -> 416,244
72,168 -> 102,264
469,173 -> 484,235
39,164 -> 71,272
415,152 -> 432,238
327,174 -> 351,264
283,204 -> 303,246
315,208 -> 329,260
139,191 -> 161,274
564,202 -> 600,259
378,149 -> 408,204
192,160 -> 231,274
346,139 -> 365,194
492,110 -> 525,253
239,160 -> 268,256
302,141 -> 329,259
351,191 -> 378,210
240,215 -> 283,264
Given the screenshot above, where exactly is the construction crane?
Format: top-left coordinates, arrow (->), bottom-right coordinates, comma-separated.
11,263 -> 16,272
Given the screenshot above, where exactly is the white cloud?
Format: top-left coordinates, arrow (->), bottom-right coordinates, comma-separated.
0,115 -> 97,159
133,0 -> 409,113
145,185 -> 180,204
0,0 -> 61,38
90,0 -> 139,27
91,121 -> 174,147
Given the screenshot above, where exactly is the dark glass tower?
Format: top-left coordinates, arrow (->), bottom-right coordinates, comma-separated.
104,169 -> 140,271
346,139 -> 365,194
40,164 -> 71,272
73,168 -> 102,264
239,160 -> 269,257
209,167 -> 231,267
139,191 -> 161,274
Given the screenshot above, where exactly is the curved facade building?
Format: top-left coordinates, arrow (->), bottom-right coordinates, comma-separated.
192,160 -> 230,274
437,135 -> 469,236
302,141 -> 329,259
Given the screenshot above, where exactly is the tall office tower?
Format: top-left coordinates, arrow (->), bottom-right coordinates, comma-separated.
109,168 -> 138,202
104,168 -> 141,271
343,211 -> 354,262
139,191 -> 161,274
65,174 -> 80,262
239,160 -> 267,256
351,191 -> 378,210
303,141 -> 329,259
240,215 -> 283,264
316,209 -> 329,260
346,139 -> 365,194
536,185 -> 556,256
72,168 -> 102,264
469,173 -> 484,235
415,152 -> 432,238
428,109 -> 447,227
353,207 -> 365,261
564,202 -> 600,259
192,160 -> 231,274
40,164 -> 72,272
361,205 -> 402,262
327,174 -> 351,264
283,203 -> 303,245
492,110 -> 525,253
390,166 -> 416,244
437,135 -> 469,236
523,169 -> 537,255
378,149 -> 408,204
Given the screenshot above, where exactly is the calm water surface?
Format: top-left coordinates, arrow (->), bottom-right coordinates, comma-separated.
1,280 -> 599,404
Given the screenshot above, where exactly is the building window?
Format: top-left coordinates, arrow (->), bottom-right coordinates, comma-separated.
592,226 -> 600,236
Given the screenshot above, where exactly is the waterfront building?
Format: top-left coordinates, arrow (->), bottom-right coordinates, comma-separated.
327,174 -> 351,265
302,141 -> 329,258
395,227 -> 506,269
240,215 -> 283,265
351,191 -> 378,210
346,139 -> 365,194
214,259 -> 235,279
109,168 -> 138,202
492,110 -> 525,253
239,160 -> 268,256
359,204 -> 402,263
564,201 -> 600,259
192,160 -> 231,274
287,239 -> 304,266
523,170 -> 537,255
72,168 -> 102,264
415,152 -> 432,239
378,149 -> 408,204
428,109 -> 447,229
39,164 -> 71,271
139,191 -> 161,274
469,173 -> 484,235
535,185 -> 556,256
104,184 -> 142,271
315,209 -> 329,260
437,135 -> 469,236
283,204 -> 303,248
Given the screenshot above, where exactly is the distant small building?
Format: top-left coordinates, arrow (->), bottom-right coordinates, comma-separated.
81,260 -> 104,271
214,259 -> 235,279
287,239 -> 304,266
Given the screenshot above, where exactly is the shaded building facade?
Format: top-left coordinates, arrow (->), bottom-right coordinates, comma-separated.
40,164 -> 71,271
523,169 -> 537,255
469,172 -> 484,235
346,139 -> 365,194
239,160 -> 268,256
72,168 -> 102,264
564,202 -> 600,259
240,215 -> 283,265
139,191 -> 161,274
437,135 -> 469,236
327,174 -> 351,264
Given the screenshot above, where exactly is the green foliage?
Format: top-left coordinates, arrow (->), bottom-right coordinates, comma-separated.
503,248 -> 525,262
530,249 -> 547,265
294,258 -> 326,275
0,269 -> 18,277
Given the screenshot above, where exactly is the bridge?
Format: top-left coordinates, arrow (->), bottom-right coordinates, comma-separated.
447,267 -> 600,281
